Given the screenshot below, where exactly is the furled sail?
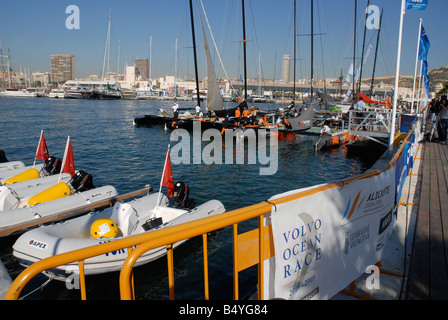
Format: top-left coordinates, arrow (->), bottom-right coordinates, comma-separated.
199,12 -> 224,112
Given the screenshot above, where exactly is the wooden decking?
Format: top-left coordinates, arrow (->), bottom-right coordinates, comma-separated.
406,139 -> 448,299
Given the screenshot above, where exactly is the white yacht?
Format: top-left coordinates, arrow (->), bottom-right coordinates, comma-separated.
48,88 -> 66,98
0,89 -> 37,98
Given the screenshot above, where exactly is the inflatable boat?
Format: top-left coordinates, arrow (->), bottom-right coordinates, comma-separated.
13,182 -> 225,279
0,156 -> 63,186
0,163 -> 45,183
0,150 -> 25,172
0,161 -> 25,172
0,170 -> 118,234
0,173 -> 72,211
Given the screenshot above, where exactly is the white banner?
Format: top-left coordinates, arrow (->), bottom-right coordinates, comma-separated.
266,169 -> 396,300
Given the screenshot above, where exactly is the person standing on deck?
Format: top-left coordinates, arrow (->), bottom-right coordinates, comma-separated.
356,97 -> 366,126
195,105 -> 202,119
438,97 -> 448,144
171,103 -> 179,121
234,107 -> 241,127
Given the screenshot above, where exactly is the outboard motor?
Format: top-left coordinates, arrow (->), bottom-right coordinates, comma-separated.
68,170 -> 95,192
0,150 -> 8,163
172,181 -> 196,209
42,156 -> 62,176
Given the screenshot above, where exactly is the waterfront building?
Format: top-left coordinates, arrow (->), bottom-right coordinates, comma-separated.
50,54 -> 75,84
30,72 -> 50,87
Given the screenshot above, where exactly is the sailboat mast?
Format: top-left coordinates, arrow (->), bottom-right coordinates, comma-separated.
370,8 -> 383,96
242,0 -> 247,101
352,0 -> 357,102
358,0 -> 370,96
310,0 -> 314,101
102,9 -> 111,80
293,0 -> 296,103
189,0 -> 201,106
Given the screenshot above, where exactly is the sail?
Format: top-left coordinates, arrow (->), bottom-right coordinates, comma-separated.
199,12 -> 224,112
286,105 -> 314,132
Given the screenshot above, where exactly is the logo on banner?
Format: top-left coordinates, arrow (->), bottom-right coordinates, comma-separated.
343,226 -> 370,255
342,191 -> 364,221
406,0 -> 428,10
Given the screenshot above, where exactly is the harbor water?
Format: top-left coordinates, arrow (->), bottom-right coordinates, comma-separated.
0,97 -> 383,299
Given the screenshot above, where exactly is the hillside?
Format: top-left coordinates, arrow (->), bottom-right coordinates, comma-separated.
362,66 -> 448,89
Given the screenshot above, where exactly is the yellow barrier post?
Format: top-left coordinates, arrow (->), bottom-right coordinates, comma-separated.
167,244 -> 175,300
202,234 -> 209,300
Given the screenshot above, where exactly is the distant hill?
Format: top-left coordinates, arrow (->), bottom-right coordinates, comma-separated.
361,66 -> 448,89
428,66 -> 448,84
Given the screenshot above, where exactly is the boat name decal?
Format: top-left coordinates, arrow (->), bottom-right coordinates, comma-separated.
90,192 -> 103,198
28,239 -> 48,250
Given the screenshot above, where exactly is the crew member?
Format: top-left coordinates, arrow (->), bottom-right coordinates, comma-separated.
234,107 -> 241,126
320,124 -> 331,136
171,102 -> 179,120
195,105 -> 202,119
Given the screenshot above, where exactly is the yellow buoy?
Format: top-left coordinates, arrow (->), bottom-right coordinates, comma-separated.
28,182 -> 72,206
4,168 -> 41,185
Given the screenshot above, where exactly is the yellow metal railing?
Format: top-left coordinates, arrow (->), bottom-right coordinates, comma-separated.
5,115 -> 423,300
5,170 -> 380,300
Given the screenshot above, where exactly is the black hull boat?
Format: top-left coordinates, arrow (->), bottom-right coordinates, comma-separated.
133,114 -> 174,127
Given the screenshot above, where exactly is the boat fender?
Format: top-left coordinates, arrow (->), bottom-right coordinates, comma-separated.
27,181 -> 72,206
4,168 -> 41,185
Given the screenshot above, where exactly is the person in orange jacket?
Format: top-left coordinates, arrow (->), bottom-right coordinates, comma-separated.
234,107 -> 241,126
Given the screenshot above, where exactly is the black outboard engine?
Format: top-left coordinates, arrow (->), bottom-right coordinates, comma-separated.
0,150 -> 8,163
173,181 -> 196,209
68,170 -> 95,192
42,156 -> 62,176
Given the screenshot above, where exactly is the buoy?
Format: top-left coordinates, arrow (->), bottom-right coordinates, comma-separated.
28,182 -> 72,206
4,168 -> 40,185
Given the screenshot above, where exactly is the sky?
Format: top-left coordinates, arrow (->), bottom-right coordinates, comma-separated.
0,0 -> 447,82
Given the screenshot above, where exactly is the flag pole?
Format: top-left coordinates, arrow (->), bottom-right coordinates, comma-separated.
59,136 -> 70,183
411,19 -> 423,113
389,0 -> 406,150
156,144 -> 170,208
417,60 -> 423,113
33,129 -> 44,168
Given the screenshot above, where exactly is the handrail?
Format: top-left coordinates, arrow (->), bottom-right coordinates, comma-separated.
5,170 -> 381,300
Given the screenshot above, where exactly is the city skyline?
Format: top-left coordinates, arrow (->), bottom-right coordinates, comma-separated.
1,0 -> 447,83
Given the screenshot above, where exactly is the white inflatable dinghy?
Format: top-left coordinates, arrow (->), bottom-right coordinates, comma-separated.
13,184 -> 225,280
0,173 -> 72,211
0,170 -> 118,235
0,161 -> 25,172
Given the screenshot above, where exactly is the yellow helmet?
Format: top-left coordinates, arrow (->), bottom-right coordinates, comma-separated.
90,218 -> 118,239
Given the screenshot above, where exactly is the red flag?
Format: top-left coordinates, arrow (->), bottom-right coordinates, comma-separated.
161,147 -> 174,198
35,130 -> 49,161
61,137 -> 75,177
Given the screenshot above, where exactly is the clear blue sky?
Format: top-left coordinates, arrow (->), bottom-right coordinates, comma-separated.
0,0 -> 446,81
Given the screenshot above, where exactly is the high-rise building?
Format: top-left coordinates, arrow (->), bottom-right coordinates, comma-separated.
282,54 -> 291,83
50,54 -> 75,84
134,58 -> 149,81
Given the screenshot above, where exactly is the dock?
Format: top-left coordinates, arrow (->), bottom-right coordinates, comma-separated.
334,119 -> 448,300
407,139 -> 448,299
